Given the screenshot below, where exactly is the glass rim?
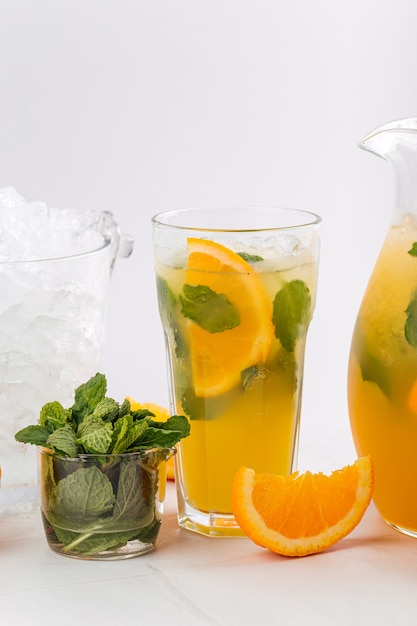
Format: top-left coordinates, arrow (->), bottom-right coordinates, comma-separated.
0,236 -> 112,265
38,445 -> 176,461
151,206 -> 322,233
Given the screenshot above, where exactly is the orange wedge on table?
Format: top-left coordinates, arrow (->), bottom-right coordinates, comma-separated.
128,400 -> 175,480
232,456 -> 374,557
185,238 -> 274,398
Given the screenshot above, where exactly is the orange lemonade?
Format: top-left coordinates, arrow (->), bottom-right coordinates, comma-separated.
348,214 -> 417,534
155,235 -> 319,527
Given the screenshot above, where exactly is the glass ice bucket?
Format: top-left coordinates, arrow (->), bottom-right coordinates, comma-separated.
0,188 -> 133,512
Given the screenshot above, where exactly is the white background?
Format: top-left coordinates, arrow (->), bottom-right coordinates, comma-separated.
0,0 -> 415,473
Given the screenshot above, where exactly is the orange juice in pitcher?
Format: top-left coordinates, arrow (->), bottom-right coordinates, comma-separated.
348,118 -> 417,536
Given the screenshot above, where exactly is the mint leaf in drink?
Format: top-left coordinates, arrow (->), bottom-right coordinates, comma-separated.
358,350 -> 391,396
180,284 -> 240,333
408,242 -> 417,256
273,280 -> 312,352
241,364 -> 270,391
405,291 -> 417,347
112,457 -> 155,525
52,465 -> 116,518
51,525 -> 141,556
15,424 -> 50,446
156,276 -> 176,313
237,252 -> 263,263
181,386 -> 205,420
47,424 -> 78,458
134,518 -> 161,544
72,372 -> 107,424
352,325 -> 391,396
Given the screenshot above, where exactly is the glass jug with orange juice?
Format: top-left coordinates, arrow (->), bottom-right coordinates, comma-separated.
348,118 -> 417,537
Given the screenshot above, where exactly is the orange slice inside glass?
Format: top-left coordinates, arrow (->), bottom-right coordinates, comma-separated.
232,456 -> 374,557
184,237 -> 274,398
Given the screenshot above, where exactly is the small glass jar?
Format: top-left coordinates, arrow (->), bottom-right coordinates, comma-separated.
38,446 -> 174,560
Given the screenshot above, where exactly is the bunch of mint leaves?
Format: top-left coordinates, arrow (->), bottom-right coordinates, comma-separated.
15,372 -> 190,456
15,372 -> 190,557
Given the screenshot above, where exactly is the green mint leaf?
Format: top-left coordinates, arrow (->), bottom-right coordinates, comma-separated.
76,415 -> 113,454
148,414 -> 190,440
52,465 -> 115,519
14,372 -> 190,458
358,350 -> 391,396
14,424 -> 50,446
134,518 -> 161,544
111,416 -> 149,454
181,387 -> 205,420
39,401 -> 71,433
408,242 -> 417,256
47,424 -> 78,457
110,415 -> 130,453
241,365 -> 271,391
273,280 -> 312,352
93,398 -> 120,422
405,291 -> 417,347
130,417 -> 189,450
119,398 -> 131,418
156,276 -> 176,313
180,284 -> 240,333
71,372 -> 107,423
237,252 -> 263,263
51,525 -> 140,556
123,420 -> 150,451
131,408 -> 155,420
112,457 -> 155,525
353,325 -> 391,396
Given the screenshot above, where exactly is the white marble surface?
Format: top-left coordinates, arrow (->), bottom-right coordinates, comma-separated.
1,482 -> 417,626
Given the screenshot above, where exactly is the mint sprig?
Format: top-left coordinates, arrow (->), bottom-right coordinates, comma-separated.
16,372 -> 190,557
15,372 -> 190,455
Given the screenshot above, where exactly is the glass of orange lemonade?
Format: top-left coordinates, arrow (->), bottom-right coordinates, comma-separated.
152,207 -> 321,536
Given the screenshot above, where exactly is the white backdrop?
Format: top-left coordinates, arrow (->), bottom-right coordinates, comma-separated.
0,0 -> 415,473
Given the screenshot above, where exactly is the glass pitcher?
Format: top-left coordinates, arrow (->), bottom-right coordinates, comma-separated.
0,188 -> 134,513
348,117 -> 417,537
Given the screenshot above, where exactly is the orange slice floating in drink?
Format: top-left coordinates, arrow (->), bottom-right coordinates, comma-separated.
184,238 -> 274,398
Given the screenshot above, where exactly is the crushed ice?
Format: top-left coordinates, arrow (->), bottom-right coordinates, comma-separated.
0,187 -> 105,261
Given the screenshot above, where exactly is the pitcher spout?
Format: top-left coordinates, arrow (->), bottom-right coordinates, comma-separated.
360,117 -> 417,222
360,117 -> 417,158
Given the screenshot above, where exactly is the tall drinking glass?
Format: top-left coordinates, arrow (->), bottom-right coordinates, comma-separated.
152,207 -> 321,536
